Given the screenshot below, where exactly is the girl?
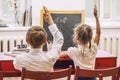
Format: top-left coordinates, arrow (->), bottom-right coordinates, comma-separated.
59,5 -> 101,80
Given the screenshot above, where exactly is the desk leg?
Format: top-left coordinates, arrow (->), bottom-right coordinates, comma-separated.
0,62 -> 1,70
0,72 -> 3,80
0,62 -> 3,80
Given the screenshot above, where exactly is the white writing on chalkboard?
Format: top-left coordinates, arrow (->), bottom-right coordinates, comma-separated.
54,17 -> 68,24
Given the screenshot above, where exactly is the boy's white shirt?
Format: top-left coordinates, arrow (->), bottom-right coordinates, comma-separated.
13,24 -> 64,71
67,41 -> 97,70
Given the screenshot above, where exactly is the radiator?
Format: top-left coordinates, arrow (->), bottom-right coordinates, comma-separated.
98,35 -> 120,56
0,36 -> 120,66
98,35 -> 120,66
0,37 -> 27,52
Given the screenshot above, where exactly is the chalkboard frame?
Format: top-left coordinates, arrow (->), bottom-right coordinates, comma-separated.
40,10 -> 85,51
40,10 -> 84,26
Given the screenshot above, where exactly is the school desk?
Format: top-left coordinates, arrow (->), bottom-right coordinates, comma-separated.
0,50 -> 116,79
0,54 -> 20,80
54,50 -> 116,69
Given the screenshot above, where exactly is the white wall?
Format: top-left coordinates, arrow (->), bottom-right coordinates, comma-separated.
0,0 -> 3,19
32,0 -> 85,25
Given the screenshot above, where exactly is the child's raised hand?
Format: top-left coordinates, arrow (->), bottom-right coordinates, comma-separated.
43,6 -> 54,25
93,5 -> 101,46
94,5 -> 98,18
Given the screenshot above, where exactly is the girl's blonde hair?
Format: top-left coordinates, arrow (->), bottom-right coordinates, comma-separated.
73,23 -> 93,48
26,26 -> 47,48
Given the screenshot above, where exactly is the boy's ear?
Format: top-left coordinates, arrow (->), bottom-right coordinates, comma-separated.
26,39 -> 29,44
43,39 -> 47,45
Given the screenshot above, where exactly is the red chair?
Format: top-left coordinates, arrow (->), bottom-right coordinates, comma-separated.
74,66 -> 120,80
0,71 -> 21,80
21,66 -> 72,80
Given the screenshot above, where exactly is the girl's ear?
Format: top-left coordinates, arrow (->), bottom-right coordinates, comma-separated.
76,36 -> 80,40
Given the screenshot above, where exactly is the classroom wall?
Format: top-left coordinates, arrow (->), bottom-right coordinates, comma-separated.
0,0 -> 3,19
32,0 -> 85,25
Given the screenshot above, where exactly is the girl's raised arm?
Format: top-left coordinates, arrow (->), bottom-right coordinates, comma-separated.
94,5 -> 101,46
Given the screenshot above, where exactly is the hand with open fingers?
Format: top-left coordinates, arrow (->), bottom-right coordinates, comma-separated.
43,6 -> 54,25
94,5 -> 98,18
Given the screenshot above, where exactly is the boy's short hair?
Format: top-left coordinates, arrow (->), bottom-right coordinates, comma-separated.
26,26 -> 47,48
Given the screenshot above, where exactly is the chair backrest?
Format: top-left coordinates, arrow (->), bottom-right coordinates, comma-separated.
0,71 -> 21,80
21,66 -> 72,80
74,66 -> 120,80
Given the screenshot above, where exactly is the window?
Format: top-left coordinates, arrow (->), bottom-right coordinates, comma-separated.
85,0 -> 120,21
0,0 -> 32,26
112,0 -> 120,20
85,0 -> 100,18
1,0 -> 25,25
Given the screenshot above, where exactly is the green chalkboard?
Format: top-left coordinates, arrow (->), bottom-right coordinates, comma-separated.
40,10 -> 84,51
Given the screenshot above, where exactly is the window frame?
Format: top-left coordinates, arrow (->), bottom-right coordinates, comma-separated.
85,0 -> 120,22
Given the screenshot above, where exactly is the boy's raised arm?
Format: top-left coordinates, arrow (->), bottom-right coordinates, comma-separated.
94,5 -> 101,46
43,6 -> 64,54
43,6 -> 54,25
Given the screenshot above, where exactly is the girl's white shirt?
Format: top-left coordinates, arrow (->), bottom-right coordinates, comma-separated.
67,41 -> 97,70
13,24 -> 64,71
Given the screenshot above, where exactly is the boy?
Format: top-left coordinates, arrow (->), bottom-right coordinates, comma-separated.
13,6 -> 64,71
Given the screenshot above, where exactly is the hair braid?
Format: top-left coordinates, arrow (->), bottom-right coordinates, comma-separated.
73,23 -> 93,48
